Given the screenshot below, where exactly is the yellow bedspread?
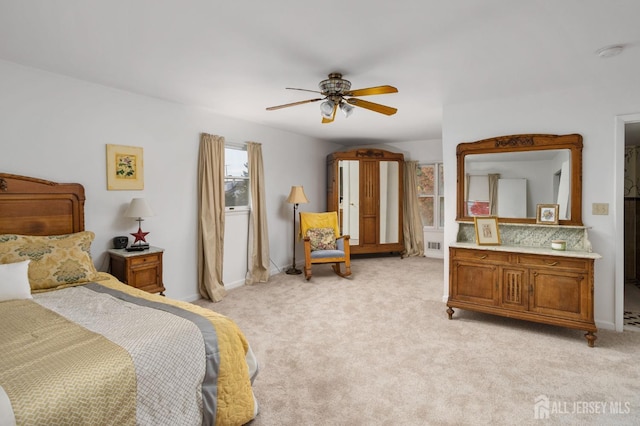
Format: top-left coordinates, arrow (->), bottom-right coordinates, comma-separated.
0,299 -> 137,426
94,273 -> 256,426
0,273 -> 256,426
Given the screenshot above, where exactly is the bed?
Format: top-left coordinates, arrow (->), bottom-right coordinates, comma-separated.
0,173 -> 258,426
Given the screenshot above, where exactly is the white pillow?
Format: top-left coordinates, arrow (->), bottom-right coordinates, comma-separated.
0,260 -> 32,301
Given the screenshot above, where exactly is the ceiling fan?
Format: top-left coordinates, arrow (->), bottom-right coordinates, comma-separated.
266,73 -> 398,123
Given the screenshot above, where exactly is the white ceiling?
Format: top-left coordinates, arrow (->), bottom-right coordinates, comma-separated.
0,1 -> 638,146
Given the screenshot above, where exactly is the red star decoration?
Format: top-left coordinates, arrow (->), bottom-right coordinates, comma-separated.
130,227 -> 150,244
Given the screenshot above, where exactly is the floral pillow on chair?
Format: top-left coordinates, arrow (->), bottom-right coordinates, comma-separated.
306,227 -> 337,251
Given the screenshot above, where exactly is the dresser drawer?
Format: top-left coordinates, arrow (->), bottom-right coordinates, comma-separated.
517,254 -> 589,271
130,254 -> 161,266
450,248 -> 511,263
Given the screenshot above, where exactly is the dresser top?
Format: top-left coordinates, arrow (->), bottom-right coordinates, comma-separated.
450,242 -> 601,259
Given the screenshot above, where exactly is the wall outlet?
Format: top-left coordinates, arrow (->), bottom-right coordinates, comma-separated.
592,203 -> 609,215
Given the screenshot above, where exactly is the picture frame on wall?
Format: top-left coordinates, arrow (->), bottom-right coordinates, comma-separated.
106,144 -> 144,190
474,216 -> 501,245
536,203 -> 559,225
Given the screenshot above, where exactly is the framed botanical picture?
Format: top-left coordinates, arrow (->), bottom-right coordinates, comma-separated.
536,204 -> 559,225
106,144 -> 144,190
474,216 -> 501,245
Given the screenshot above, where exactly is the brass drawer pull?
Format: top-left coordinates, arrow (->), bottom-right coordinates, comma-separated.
545,261 -> 559,266
477,254 -> 488,259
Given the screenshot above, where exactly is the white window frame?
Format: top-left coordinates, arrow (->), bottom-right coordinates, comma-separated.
225,143 -> 250,212
418,162 -> 444,230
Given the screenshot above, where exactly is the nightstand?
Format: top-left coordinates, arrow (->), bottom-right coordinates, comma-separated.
108,246 -> 165,295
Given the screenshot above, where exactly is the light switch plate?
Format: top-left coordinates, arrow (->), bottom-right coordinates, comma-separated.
592,203 -> 609,215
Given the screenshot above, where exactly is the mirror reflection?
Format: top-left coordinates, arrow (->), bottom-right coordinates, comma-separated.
464,149 -> 571,219
379,161 -> 400,243
456,133 -> 583,226
339,160 -> 360,245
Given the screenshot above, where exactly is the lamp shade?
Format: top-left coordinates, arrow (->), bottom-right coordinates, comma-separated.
286,186 -> 309,204
124,198 -> 155,218
319,100 -> 335,118
339,102 -> 354,118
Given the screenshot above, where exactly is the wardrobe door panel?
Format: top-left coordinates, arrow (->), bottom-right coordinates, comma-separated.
361,160 -> 379,248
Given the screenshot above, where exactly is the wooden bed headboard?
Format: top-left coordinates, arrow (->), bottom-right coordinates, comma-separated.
0,173 -> 85,235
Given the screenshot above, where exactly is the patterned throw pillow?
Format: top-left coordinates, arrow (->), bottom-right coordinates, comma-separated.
0,231 -> 99,292
306,227 -> 336,251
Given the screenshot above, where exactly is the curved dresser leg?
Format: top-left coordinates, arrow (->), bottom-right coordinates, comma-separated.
585,331 -> 597,347
447,307 -> 454,320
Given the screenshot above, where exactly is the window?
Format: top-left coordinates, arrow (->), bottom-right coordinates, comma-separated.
225,146 -> 249,210
416,163 -> 444,228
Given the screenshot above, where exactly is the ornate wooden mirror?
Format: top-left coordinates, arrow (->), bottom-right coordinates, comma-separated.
456,133 -> 583,226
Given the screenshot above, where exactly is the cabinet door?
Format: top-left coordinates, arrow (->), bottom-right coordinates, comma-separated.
500,267 -> 528,311
529,269 -> 589,321
360,159 -> 379,248
451,260 -> 499,305
130,254 -> 163,293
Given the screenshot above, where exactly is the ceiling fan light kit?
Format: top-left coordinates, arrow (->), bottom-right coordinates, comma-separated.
320,100 -> 335,117
266,72 -> 398,123
339,102 -> 354,118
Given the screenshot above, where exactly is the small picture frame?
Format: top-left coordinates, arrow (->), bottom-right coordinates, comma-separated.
536,204 -> 559,225
474,216 -> 501,245
106,144 -> 144,190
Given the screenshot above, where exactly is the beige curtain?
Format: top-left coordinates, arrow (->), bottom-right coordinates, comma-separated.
402,161 -> 425,257
245,142 -> 270,284
197,133 -> 227,301
488,173 -> 500,216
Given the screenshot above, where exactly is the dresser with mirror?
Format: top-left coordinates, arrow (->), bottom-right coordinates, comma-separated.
447,134 -> 601,346
326,148 -> 404,255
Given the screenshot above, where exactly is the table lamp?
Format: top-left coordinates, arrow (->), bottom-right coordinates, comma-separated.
124,198 -> 154,251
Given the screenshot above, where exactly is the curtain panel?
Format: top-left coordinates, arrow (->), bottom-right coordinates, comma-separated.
197,133 -> 227,301
402,161 -> 425,257
245,142 -> 270,284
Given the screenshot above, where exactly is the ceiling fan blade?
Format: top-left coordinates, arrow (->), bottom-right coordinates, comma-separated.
346,98 -> 397,116
321,103 -> 338,124
286,87 -> 323,94
266,98 -> 323,111
343,85 -> 398,97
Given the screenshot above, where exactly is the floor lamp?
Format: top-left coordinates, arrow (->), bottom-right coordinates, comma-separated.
285,185 -> 309,275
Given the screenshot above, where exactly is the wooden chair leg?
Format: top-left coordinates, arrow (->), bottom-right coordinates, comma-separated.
343,261 -> 352,277
332,263 -> 341,276
304,265 -> 312,280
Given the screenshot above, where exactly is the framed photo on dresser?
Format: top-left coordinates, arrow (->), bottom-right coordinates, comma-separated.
474,216 -> 501,245
536,204 -> 559,225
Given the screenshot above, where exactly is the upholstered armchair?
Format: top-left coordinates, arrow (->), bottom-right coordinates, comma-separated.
299,211 -> 351,280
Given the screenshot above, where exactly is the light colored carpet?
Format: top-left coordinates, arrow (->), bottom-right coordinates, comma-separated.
195,255 -> 640,425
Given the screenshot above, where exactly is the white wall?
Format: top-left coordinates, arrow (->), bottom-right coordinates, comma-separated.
443,83 -> 640,331
0,60 -> 342,301
388,139 -> 443,163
